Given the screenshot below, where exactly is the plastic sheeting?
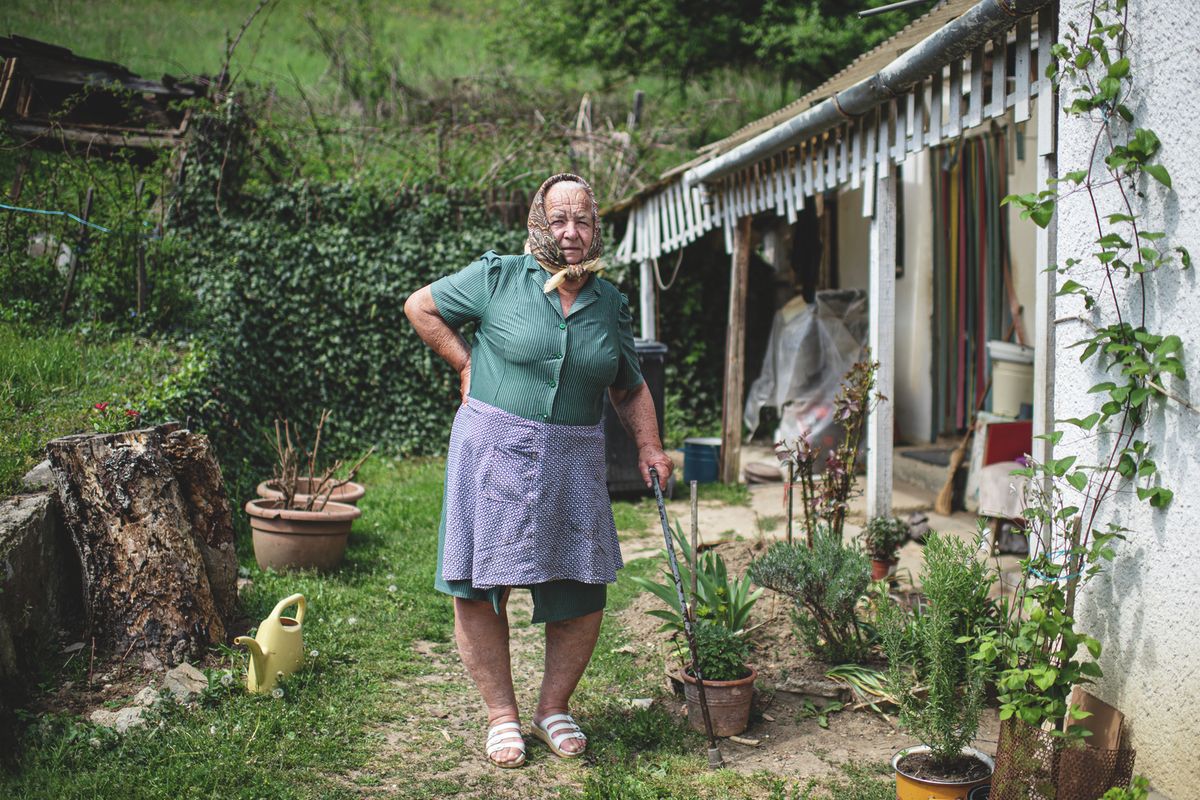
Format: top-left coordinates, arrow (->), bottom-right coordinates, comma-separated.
743,289 -> 869,450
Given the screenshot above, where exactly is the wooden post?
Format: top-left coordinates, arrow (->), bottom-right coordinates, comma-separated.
639,258 -> 657,340
1032,5 -> 1058,556
59,186 -> 93,323
720,216 -> 752,485
135,179 -> 148,317
867,161 -> 896,519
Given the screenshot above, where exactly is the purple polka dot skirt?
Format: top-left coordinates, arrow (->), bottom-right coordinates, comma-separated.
438,400 -> 623,590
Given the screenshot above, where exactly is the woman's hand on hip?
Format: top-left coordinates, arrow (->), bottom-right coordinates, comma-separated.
460,361 -> 471,405
639,446 -> 673,490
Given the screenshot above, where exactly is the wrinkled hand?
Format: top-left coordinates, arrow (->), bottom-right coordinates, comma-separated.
460,362 -> 471,405
639,446 -> 674,490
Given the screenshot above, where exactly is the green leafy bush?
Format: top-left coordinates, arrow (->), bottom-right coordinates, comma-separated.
749,525 -> 871,662
687,620 -> 750,682
877,532 -> 997,768
862,515 -> 908,562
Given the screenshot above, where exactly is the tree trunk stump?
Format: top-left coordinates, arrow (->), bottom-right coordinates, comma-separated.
46,424 -> 237,666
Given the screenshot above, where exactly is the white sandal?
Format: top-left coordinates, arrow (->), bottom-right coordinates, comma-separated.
485,720 -> 526,768
532,713 -> 587,758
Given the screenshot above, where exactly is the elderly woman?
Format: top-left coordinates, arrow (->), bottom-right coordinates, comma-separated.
404,173 -> 673,769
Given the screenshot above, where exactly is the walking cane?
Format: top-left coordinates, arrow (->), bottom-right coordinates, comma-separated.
648,467 -> 724,769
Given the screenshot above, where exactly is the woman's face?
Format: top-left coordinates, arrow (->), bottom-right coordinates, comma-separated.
544,182 -> 594,265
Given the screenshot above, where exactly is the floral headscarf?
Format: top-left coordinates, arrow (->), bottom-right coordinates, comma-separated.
525,172 -> 604,293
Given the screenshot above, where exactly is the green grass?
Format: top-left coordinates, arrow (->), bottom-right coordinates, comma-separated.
2,456 -> 891,799
0,323 -> 183,495
695,481 -> 752,507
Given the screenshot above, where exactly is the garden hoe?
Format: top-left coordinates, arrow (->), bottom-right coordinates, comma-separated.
648,468 -> 724,770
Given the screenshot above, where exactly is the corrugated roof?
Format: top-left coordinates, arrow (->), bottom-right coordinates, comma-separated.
697,0 -> 976,160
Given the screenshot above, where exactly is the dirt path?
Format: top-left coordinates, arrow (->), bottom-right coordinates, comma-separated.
350,528 -> 1000,798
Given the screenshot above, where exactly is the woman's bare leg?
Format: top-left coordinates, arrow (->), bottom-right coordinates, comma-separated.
534,610 -> 603,754
454,593 -> 523,765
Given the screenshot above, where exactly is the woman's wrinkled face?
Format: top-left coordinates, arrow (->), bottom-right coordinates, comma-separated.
544,182 -> 594,265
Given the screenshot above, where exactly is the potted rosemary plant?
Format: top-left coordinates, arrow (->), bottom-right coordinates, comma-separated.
877,532 -> 998,798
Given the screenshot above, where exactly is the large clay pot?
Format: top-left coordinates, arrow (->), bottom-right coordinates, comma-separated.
256,478 -> 366,507
245,499 -> 361,571
893,745 -> 994,800
681,666 -> 757,737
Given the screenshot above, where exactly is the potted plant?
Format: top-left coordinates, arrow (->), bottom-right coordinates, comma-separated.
878,531 -> 998,799
862,515 -> 908,580
245,412 -> 372,571
678,620 -> 756,737
632,520 -> 762,737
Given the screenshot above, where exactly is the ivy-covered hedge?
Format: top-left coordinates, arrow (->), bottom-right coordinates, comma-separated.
165,177 -> 524,498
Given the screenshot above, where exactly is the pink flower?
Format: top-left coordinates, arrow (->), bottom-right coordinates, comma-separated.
94,402 -> 109,411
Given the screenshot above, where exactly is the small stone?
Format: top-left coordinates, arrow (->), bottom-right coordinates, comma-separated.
163,663 -> 208,704
114,706 -> 146,733
61,642 -> 86,654
89,709 -> 119,728
612,644 -> 637,654
628,698 -> 654,710
133,687 -> 160,707
140,651 -> 164,672
20,459 -> 54,491
762,713 -> 775,722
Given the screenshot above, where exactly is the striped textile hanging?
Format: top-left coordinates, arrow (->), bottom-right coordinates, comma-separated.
930,130 -> 1012,435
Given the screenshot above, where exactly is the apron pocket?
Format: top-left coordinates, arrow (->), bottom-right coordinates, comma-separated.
482,442 -> 537,503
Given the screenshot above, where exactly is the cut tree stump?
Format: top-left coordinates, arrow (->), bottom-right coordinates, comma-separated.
46,424 -> 237,666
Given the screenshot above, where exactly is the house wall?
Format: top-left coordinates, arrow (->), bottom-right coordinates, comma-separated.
1055,2 -> 1200,797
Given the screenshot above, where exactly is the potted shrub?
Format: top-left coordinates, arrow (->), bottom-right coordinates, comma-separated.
877,532 -> 998,798
862,515 -> 908,580
245,413 -> 372,571
678,621 -> 756,737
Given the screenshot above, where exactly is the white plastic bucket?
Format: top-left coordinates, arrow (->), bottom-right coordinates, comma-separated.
987,340 -> 1034,418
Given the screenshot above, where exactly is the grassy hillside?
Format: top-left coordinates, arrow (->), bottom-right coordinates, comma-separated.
0,0 -> 788,203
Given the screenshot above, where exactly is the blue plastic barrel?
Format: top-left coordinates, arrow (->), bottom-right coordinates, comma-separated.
683,437 -> 722,484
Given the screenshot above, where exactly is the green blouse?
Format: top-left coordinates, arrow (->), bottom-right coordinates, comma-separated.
430,251 -> 644,425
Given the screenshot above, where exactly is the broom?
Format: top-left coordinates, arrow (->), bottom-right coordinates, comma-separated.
933,321 -> 1018,515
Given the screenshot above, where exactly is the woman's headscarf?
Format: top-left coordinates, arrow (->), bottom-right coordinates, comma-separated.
525,173 -> 604,293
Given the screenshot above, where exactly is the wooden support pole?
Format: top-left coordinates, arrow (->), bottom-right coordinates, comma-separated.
1032,4 -> 1058,555
135,179 -> 148,318
867,161 -> 897,519
720,216 -> 752,485
59,186 -> 93,324
639,258 -> 657,340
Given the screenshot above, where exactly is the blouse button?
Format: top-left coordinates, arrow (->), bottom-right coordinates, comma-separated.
558,322 -> 566,330
541,413 -> 549,421
548,380 -> 557,388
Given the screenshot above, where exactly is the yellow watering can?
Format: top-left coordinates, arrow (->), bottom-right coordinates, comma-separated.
234,593 -> 306,694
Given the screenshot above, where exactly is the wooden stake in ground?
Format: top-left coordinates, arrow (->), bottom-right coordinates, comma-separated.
46,424 -> 237,666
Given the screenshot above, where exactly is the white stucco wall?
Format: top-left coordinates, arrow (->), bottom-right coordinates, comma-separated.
1055,3 -> 1200,798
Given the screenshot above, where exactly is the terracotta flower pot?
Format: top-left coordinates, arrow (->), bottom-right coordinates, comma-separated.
892,745 -> 994,800
871,558 -> 897,581
245,498 -> 361,572
681,666 -> 757,737
256,478 -> 366,507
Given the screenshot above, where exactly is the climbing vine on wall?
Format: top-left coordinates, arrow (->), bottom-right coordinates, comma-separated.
977,0 -> 1192,737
